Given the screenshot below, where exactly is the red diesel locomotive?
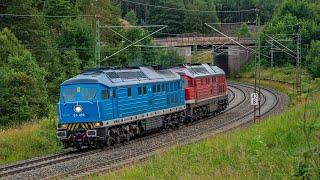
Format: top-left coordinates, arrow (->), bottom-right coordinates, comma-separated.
172,64 -> 228,121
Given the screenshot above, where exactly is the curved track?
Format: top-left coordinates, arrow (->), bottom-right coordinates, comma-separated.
0,83 -> 287,179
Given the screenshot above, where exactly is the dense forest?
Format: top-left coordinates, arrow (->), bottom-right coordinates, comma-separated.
0,0 -> 319,126
121,0 -> 283,33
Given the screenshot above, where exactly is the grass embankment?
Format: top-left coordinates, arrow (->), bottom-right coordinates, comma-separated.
0,109 -> 62,165
91,67 -> 320,179
236,65 -> 320,106
92,90 -> 320,179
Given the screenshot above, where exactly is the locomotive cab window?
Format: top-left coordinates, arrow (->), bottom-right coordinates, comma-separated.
152,85 -> 156,93
138,87 -> 142,95
127,87 -> 132,97
112,90 -> 116,98
143,86 -> 147,94
102,90 -> 108,99
157,84 -> 161,92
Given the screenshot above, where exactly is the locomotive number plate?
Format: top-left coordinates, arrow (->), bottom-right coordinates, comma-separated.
73,113 -> 85,117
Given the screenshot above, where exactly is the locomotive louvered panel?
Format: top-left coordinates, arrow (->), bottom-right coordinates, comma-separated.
106,71 -> 120,79
189,66 -> 209,75
117,71 -> 148,79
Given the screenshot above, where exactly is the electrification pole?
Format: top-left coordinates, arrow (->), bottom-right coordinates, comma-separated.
271,39 -> 274,80
95,15 -> 101,68
254,7 -> 261,122
296,28 -> 302,99
258,12 -> 261,120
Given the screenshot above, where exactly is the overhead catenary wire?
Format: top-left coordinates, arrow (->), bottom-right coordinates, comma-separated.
102,25 -> 166,28
192,39 -> 232,60
264,33 -> 297,56
0,3 -> 21,7
100,25 -> 167,62
0,13 -> 95,18
122,0 -> 255,13
206,22 -> 255,25
266,40 -> 296,58
205,23 -> 271,59
102,26 -> 172,48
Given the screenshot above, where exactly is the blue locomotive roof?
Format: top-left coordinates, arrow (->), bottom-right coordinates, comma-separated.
61,66 -> 181,87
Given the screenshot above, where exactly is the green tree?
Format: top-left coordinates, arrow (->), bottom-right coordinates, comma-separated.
0,0 -> 57,70
184,1 -> 219,34
43,0 -> 79,29
125,28 -> 150,66
125,10 -> 138,26
155,49 -> 185,67
147,0 -> 186,34
306,40 -> 320,78
60,50 -> 81,78
0,28 -> 49,126
58,19 -> 95,70
238,23 -> 251,37
262,0 -> 320,66
0,0 -> 67,101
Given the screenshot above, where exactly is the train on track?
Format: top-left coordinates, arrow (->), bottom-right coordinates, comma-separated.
56,64 -> 228,149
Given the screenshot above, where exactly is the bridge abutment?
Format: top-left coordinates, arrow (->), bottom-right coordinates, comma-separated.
215,45 -> 254,76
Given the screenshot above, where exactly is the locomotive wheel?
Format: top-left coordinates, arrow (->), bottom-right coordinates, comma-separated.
115,133 -> 121,144
88,140 -> 97,149
76,144 -> 82,151
105,136 -> 111,147
163,119 -> 169,130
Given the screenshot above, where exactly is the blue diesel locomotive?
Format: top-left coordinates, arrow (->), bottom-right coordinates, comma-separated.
57,66 -> 186,149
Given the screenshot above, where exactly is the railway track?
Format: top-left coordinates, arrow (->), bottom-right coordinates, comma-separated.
0,85 -> 242,178
0,83 -> 287,179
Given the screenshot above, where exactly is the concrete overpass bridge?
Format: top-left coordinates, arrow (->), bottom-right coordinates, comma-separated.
152,36 -> 256,75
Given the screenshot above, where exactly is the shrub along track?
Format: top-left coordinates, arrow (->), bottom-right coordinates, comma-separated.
0,82 -> 288,179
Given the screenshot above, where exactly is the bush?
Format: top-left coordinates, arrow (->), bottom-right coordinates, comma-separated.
124,10 -> 138,26
238,23 -> 251,38
306,40 -> 320,78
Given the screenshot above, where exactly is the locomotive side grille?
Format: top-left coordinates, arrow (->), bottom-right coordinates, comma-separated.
67,122 -> 94,131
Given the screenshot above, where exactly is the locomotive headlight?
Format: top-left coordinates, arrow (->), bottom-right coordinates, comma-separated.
58,124 -> 68,129
94,122 -> 103,127
74,105 -> 83,113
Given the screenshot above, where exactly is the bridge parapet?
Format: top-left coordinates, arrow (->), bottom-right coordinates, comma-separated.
153,36 -> 255,46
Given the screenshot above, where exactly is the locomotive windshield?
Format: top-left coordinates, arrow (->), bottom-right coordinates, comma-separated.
61,88 -> 77,102
61,87 -> 98,102
80,87 -> 97,101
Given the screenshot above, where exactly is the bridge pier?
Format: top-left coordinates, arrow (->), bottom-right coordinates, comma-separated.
227,46 -> 241,75
215,45 -> 254,76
